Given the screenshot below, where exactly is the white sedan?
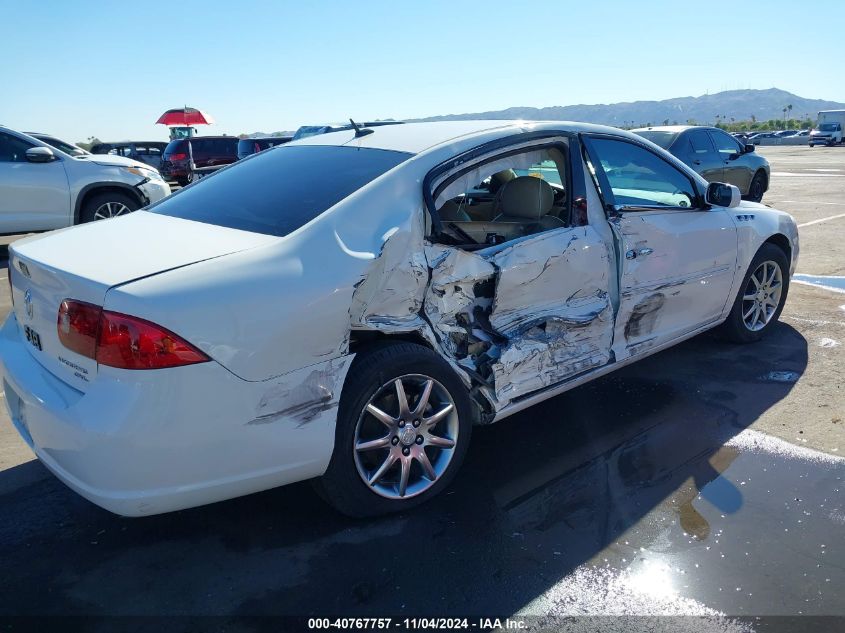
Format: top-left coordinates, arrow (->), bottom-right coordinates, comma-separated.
0,121 -> 798,517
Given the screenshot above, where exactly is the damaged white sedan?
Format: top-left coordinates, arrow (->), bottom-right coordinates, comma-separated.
0,121 -> 798,517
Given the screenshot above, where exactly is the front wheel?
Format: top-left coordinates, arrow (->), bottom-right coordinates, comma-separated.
317,342 -> 473,517
719,243 -> 790,343
745,171 -> 767,203
79,191 -> 140,223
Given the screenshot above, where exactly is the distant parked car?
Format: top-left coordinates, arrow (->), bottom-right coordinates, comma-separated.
160,136 -> 238,186
236,136 -> 292,160
91,142 -> 169,170
773,130 -> 798,137
731,132 -> 750,144
633,125 -> 770,202
0,126 -> 170,232
747,132 -> 778,144
26,133 -> 89,156
292,121 -> 404,141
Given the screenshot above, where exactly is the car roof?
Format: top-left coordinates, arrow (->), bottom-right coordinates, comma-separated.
95,141 -> 168,146
289,120 -> 648,155
630,125 -> 708,134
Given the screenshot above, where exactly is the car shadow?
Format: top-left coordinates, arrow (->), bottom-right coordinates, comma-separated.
0,322 -> 809,621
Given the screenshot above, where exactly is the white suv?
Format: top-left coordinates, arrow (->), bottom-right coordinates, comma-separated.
0,127 -> 171,233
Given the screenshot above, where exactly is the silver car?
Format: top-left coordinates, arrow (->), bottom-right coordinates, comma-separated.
633,126 -> 770,202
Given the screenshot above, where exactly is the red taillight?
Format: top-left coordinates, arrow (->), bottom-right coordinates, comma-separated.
167,152 -> 187,161
97,311 -> 209,369
57,300 -> 210,370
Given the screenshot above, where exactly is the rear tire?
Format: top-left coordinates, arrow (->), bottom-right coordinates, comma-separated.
316,342 -> 473,517
79,191 -> 140,224
719,243 -> 790,344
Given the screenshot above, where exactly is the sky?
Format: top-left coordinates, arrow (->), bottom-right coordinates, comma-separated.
1,0 -> 842,143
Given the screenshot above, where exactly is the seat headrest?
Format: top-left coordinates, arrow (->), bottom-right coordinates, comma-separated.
498,176 -> 554,220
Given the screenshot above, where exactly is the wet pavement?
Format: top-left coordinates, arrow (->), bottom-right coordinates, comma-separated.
0,320 -> 842,631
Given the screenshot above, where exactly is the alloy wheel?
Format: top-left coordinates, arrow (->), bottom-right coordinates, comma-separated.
741,260 -> 783,331
92,201 -> 132,220
353,374 -> 459,499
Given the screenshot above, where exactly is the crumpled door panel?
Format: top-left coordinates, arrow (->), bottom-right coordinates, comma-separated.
426,226 -> 614,407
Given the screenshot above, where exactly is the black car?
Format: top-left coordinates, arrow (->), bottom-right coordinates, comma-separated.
633,126 -> 770,202
236,136 -> 292,160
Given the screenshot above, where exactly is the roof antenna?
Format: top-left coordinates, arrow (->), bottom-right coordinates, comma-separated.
349,118 -> 374,138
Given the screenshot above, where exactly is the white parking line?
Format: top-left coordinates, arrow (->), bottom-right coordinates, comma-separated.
779,201 -> 845,206
798,212 -> 845,228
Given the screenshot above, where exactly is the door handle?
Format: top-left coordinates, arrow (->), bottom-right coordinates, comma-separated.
626,247 -> 654,260
692,160 -> 702,165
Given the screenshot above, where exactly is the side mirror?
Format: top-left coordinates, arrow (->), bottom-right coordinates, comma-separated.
706,182 -> 741,208
744,144 -> 755,153
25,146 -> 56,163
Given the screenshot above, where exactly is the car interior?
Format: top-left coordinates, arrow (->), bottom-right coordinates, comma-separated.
433,146 -> 569,247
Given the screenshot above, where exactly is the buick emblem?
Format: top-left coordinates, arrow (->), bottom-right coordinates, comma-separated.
24,289 -> 33,319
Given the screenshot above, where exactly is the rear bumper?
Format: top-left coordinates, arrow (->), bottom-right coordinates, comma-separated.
0,313 -> 353,516
160,163 -> 188,179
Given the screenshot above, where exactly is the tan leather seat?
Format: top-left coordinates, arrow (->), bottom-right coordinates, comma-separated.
438,200 -> 471,222
493,176 -> 565,230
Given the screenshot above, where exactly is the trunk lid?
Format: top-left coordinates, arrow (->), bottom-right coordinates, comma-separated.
9,211 -> 279,390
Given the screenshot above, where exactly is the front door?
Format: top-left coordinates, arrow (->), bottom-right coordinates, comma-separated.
584,135 -> 738,360
0,132 -> 70,232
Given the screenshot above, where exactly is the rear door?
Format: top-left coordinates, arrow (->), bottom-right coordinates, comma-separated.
583,135 -> 737,360
425,137 -> 615,404
709,129 -> 753,192
0,131 -> 70,232
683,129 -> 723,183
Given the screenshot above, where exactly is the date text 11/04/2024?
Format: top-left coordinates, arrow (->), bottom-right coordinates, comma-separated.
307,617 -> 527,630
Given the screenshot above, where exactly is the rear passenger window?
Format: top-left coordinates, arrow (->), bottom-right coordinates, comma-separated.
688,130 -> 715,154
431,145 -> 570,246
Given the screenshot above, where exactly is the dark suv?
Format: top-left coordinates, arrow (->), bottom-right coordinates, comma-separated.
161,136 -> 238,185
236,136 -> 292,160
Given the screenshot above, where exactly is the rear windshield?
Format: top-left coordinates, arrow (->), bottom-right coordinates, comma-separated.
633,130 -> 677,149
150,145 -> 412,237
163,139 -> 187,156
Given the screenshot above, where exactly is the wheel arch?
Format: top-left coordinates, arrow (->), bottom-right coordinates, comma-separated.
74,182 -> 146,224
763,232 -> 791,262
347,330 -> 491,424
348,329 -> 436,356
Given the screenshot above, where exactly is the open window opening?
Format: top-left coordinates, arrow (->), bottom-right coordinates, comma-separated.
430,144 -> 571,249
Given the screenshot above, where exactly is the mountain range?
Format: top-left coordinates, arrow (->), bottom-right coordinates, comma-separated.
248,89 -> 845,137
411,88 -> 845,127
